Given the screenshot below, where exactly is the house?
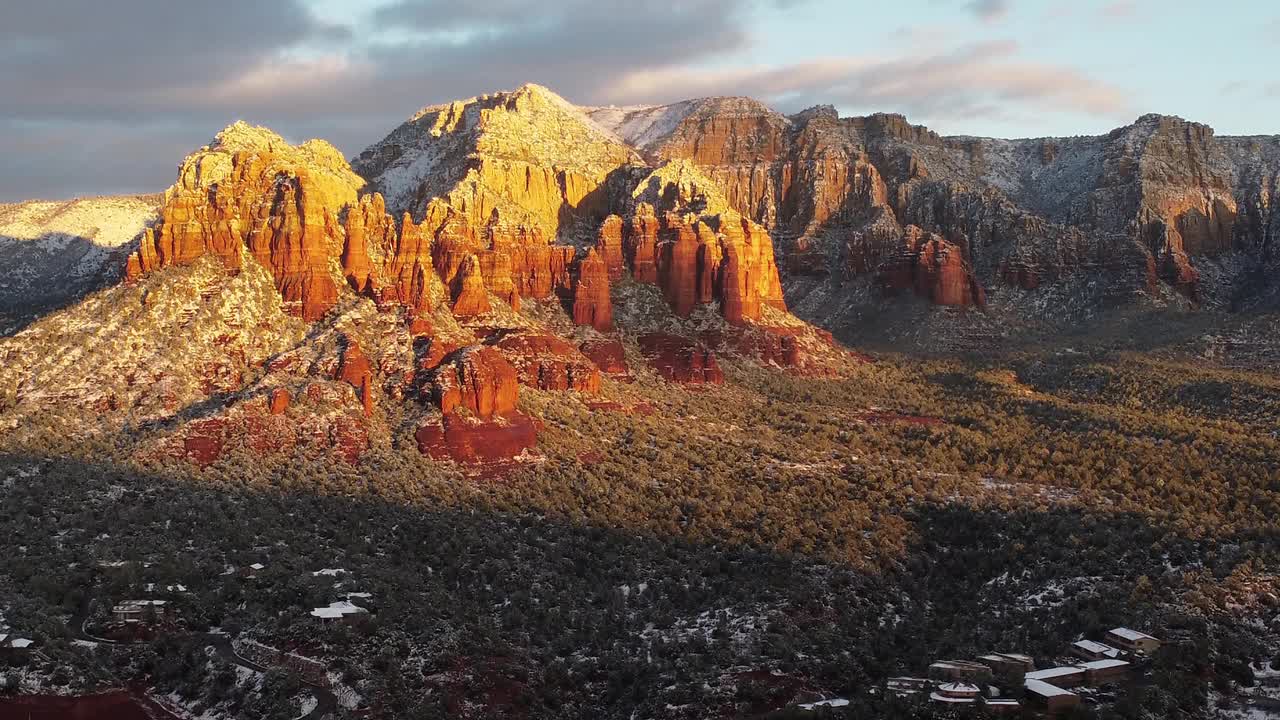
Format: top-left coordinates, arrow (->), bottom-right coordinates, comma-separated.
929,659 -> 994,681
978,652 -> 1035,675
1106,627 -> 1160,654
310,600 -> 368,624
112,599 -> 170,623
982,697 -> 1021,713
0,634 -> 35,660
930,682 -> 980,704
886,677 -> 932,697
1079,659 -> 1130,685
1072,639 -> 1123,661
1025,679 -> 1080,713
1025,666 -> 1086,688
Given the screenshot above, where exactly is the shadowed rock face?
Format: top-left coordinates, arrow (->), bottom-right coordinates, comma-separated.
639,332 -> 724,385
878,226 -> 986,308
496,332 -> 601,393
572,248 -> 613,332
414,411 -> 538,465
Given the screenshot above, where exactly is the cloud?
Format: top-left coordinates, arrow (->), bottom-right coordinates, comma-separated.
0,0 -> 1134,200
1100,1 -> 1139,18
0,1 -> 343,121
966,0 -> 1010,23
2,0 -> 797,200
606,40 -> 1130,125
1266,18 -> 1280,43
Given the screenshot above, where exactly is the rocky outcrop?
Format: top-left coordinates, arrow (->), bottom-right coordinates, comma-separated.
341,193 -> 393,296
579,337 -> 629,376
612,163 -> 787,324
433,346 -> 519,419
639,333 -> 724,385
126,122 -> 364,321
592,98 -> 1280,314
877,226 -> 986,308
353,83 -> 638,238
336,338 -> 375,417
571,248 -> 613,331
595,215 -> 627,280
495,332 -> 601,393
268,388 -> 291,415
421,345 -> 539,466
450,254 -> 492,317
414,412 -> 538,465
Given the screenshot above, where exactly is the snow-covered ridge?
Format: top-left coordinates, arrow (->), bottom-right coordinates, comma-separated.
584,101 -> 700,151
355,83 -> 640,219
0,195 -> 158,249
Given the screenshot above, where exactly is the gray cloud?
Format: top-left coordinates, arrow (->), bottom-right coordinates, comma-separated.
966,0 -> 1010,23
0,1 -> 341,121
0,0 -> 1135,201
1,0 -> 782,200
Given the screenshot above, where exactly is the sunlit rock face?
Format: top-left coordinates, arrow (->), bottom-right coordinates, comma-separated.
126,122 -> 364,321
590,99 -> 1280,318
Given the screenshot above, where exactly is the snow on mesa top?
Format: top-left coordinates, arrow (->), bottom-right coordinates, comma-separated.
172,121 -> 364,207
354,83 -> 640,218
586,96 -> 791,159
583,100 -> 700,153
0,196 -> 157,249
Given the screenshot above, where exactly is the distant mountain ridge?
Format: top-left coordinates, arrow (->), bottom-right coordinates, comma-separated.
585,99 -> 1280,328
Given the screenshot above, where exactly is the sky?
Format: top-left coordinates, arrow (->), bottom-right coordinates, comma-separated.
2,0 -> 1277,202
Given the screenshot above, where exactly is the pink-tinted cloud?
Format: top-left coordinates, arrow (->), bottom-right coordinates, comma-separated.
606,40 -> 1131,125
1100,1 -> 1139,18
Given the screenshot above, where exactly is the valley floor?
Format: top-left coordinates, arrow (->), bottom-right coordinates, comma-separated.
1,330 -> 1278,719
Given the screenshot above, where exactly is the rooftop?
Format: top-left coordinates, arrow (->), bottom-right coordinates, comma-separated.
930,692 -> 978,703
1026,666 -> 1084,681
1026,679 -> 1076,698
116,599 -> 167,608
931,659 -> 990,669
1079,659 -> 1130,670
310,600 -> 368,619
1109,627 -> 1156,641
1074,639 -> 1122,655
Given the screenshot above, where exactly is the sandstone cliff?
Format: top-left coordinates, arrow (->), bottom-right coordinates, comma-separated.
588,100 -> 1280,324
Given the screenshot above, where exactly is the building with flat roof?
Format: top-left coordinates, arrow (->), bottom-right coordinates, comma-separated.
929,659 -> 994,681
310,600 -> 369,624
1072,639 -> 1124,661
1106,628 -> 1160,653
978,652 -> 1036,674
1025,679 -> 1080,713
1025,666 -> 1086,688
0,634 -> 35,657
112,599 -> 170,623
886,677 -> 932,698
982,697 -> 1021,713
1079,659 -> 1131,685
